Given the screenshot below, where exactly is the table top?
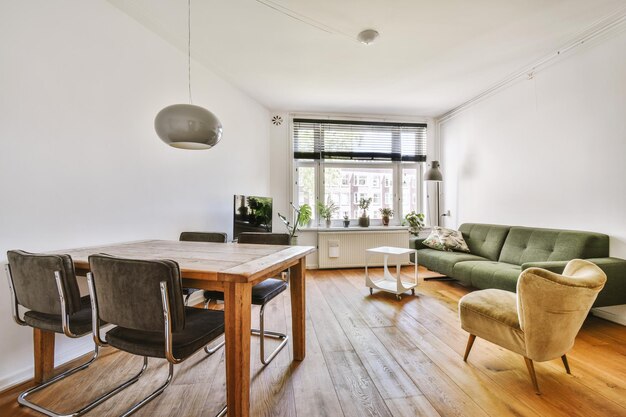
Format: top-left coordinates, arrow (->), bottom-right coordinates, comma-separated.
366,246 -> 415,255
54,239 -> 316,283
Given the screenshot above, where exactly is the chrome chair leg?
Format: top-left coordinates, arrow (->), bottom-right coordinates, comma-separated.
18,348 -> 148,417
251,304 -> 289,366
204,337 -> 225,355
119,361 -> 173,417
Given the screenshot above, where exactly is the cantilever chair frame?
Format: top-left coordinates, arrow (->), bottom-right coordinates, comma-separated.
86,272 -> 227,417
204,232 -> 290,366
5,263 -> 139,417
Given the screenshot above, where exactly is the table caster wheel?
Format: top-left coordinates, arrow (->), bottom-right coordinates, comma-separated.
396,294 -> 401,300
369,288 -> 373,295
411,288 -> 415,295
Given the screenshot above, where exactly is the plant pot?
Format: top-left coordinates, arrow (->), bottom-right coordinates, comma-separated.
325,219 -> 332,228
343,220 -> 350,228
382,216 -> 390,226
358,216 -> 370,227
290,236 -> 298,245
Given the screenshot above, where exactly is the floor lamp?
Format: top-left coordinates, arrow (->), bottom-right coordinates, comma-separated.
424,161 -> 451,280
424,161 -> 443,227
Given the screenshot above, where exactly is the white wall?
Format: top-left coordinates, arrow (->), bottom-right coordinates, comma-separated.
0,1 -> 270,389
439,29 -> 626,258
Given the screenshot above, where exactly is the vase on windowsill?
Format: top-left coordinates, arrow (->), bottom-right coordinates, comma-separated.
358,216 -> 370,227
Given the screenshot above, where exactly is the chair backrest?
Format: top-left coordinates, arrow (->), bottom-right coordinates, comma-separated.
88,254 -> 185,333
179,232 -> 227,243
237,232 -> 290,246
517,259 -> 606,361
7,250 -> 82,315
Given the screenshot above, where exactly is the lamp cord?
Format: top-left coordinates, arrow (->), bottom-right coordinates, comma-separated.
188,0 -> 192,104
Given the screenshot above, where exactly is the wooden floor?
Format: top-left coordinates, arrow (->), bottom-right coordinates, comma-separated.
2,267 -> 626,417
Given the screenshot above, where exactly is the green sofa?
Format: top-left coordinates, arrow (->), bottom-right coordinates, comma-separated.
410,223 -> 626,307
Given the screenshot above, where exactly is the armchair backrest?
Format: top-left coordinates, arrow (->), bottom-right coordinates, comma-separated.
517,259 -> 606,361
88,254 -> 185,333
7,250 -> 82,315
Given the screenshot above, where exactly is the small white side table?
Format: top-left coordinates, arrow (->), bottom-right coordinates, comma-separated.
365,246 -> 418,300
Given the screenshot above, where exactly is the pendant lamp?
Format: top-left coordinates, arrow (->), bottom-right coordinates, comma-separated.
154,0 -> 222,150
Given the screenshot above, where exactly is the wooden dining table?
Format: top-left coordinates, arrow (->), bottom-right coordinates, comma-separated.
38,239 -> 315,417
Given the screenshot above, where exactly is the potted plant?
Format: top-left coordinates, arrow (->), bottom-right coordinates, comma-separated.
317,200 -> 338,228
358,197 -> 372,227
403,211 -> 425,236
343,212 -> 350,228
277,202 -> 312,245
379,207 -> 393,226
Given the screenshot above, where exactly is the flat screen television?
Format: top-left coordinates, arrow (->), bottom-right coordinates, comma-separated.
233,195 -> 273,240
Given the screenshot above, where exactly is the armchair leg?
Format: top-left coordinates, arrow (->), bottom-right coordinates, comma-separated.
463,334 -> 476,362
523,357 -> 541,395
561,354 -> 571,374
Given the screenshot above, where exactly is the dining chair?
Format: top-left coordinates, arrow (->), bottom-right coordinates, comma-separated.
87,254 -> 227,417
179,232 -> 228,306
5,250 -> 138,417
459,259 -> 606,394
203,232 -> 291,365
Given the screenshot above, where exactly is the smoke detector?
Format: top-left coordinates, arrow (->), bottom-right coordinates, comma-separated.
357,29 -> 379,45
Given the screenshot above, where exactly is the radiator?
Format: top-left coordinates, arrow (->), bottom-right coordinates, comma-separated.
317,229 -> 410,269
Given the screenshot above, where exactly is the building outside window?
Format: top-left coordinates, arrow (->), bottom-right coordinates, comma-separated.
293,118 -> 427,225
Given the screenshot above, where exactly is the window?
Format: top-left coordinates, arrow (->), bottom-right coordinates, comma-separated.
293,118 -> 426,224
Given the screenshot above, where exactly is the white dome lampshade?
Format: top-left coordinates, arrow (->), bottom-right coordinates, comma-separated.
154,104 -> 222,150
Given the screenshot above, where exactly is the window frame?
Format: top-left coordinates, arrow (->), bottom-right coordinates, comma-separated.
294,158 -> 423,227
291,117 -> 426,228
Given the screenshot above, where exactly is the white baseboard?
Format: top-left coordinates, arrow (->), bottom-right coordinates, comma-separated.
0,335 -> 95,392
591,305 -> 626,326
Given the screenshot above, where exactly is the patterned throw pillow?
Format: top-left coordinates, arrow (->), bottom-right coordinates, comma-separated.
423,227 -> 470,253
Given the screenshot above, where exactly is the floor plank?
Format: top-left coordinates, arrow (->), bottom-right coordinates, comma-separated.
1,266 -> 625,417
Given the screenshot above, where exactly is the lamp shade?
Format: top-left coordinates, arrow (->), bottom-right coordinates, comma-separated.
154,104 -> 222,150
424,160 -> 443,182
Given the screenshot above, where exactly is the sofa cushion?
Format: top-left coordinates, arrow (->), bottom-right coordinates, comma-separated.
458,224 -> 510,261
423,227 -> 470,252
499,227 -> 609,265
417,249 -> 489,278
453,261 -> 521,291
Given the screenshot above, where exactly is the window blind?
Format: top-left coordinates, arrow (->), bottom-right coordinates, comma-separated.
293,118 -> 427,162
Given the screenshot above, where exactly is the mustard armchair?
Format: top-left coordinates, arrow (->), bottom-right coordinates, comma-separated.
458,259 -> 606,394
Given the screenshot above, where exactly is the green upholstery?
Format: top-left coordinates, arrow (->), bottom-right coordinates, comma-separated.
416,249 -> 488,278
458,223 -> 511,261
498,227 -> 609,265
415,223 -> 625,307
453,261 -> 520,292
581,258 -> 626,307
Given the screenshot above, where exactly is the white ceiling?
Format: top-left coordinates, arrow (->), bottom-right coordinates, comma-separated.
109,0 -> 625,117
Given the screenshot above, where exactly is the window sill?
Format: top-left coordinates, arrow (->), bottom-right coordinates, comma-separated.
300,225 -> 409,232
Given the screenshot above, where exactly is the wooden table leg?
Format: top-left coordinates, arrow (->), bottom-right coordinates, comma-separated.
33,328 -> 55,383
223,281 -> 252,417
290,257 -> 306,361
